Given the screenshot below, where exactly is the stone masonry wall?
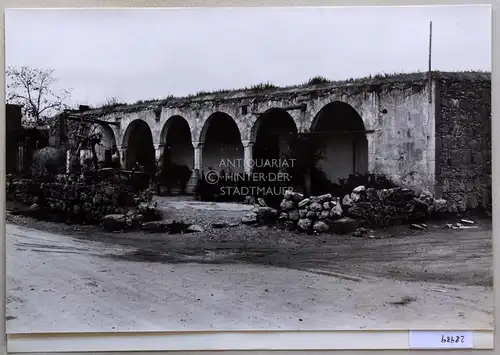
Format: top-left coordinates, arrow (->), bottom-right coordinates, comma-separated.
435,73 -> 491,211
6,177 -> 153,224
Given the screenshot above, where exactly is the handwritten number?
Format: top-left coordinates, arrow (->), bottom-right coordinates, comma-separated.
440,334 -> 466,344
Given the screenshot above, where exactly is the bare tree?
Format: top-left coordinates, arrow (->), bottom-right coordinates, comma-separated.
6,66 -> 72,126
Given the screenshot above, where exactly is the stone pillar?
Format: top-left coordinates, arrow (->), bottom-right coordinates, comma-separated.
193,142 -> 203,171
241,140 -> 254,175
119,146 -> 127,169
154,143 -> 163,162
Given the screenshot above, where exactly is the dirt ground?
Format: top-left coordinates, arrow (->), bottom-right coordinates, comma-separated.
5,196 -> 494,332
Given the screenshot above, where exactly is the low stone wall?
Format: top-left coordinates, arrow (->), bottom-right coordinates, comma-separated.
245,185 -> 449,233
6,177 -> 153,224
343,186 -> 447,227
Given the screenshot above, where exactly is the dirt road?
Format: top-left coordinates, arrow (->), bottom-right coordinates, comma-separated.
6,213 -> 493,333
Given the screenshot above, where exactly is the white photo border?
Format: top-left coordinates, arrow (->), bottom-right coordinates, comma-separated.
0,1 -> 497,354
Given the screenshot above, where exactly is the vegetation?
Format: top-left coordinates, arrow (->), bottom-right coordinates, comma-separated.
6,66 -> 73,126
82,70 -> 491,113
307,76 -> 330,85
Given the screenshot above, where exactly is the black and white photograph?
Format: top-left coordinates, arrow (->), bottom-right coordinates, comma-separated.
4,5 -> 493,333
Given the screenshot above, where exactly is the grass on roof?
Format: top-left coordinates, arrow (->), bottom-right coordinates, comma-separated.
88,70 -> 490,111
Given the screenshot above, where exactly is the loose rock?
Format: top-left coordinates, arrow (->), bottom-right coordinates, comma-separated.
330,217 -> 359,235
313,221 -> 329,233
187,224 -> 205,233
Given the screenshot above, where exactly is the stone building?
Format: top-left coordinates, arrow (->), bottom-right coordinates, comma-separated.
73,71 -> 491,210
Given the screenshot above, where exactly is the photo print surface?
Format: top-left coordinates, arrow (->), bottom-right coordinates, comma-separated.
4,5 -> 493,333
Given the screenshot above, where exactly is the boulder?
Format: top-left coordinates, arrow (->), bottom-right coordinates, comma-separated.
330,203 -> 343,219
298,198 -> 311,208
241,213 -> 258,225
309,202 -> 323,212
433,198 -> 448,213
353,185 -> 366,194
288,209 -> 300,221
187,224 -> 205,233
280,199 -> 296,212
297,218 -> 313,232
319,211 -> 330,220
102,214 -> 127,232
28,203 -> 40,213
284,189 -> 294,200
306,211 -> 316,219
342,194 -> 353,207
330,217 -> 359,235
316,193 -> 332,204
255,207 -> 279,224
313,221 -> 330,233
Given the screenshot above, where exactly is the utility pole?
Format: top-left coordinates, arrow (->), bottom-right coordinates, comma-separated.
428,20 -> 433,103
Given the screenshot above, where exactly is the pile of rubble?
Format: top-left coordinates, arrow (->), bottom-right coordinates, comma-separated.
241,185 -> 450,234
241,190 -> 358,234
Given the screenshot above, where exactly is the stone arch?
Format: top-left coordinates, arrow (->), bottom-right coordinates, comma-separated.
251,108 -> 298,167
309,101 -> 369,190
92,122 -> 117,167
122,119 -> 156,173
199,112 -> 244,173
160,115 -> 194,169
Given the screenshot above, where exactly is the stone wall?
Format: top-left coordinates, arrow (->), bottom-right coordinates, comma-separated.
435,73 -> 491,211
6,176 -> 153,224
246,186 -> 448,233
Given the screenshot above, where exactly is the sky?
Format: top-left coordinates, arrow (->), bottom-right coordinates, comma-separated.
5,5 -> 492,107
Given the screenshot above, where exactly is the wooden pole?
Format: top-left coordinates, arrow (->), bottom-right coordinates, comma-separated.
428,21 -> 433,103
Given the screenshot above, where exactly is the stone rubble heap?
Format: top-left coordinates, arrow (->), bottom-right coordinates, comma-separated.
242,185 -> 449,234
278,190 -> 350,234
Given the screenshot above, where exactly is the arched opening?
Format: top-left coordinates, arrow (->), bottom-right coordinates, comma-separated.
122,119 -> 155,174
251,109 -> 298,205
160,115 -> 193,169
309,101 -> 369,194
252,108 -> 298,166
92,123 -> 117,168
200,112 -> 243,173
156,116 -> 194,195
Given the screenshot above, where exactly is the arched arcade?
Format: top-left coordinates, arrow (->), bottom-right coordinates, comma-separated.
309,101 -> 369,190
122,119 -> 156,173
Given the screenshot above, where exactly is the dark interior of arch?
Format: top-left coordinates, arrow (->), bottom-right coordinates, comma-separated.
125,120 -> 155,173
253,109 -> 298,164
202,112 -> 243,172
203,112 -> 241,144
163,116 -> 193,168
97,123 -> 118,167
310,101 -> 369,195
312,101 -> 366,132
